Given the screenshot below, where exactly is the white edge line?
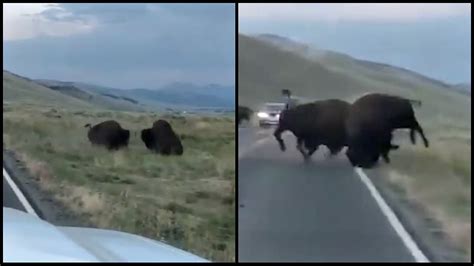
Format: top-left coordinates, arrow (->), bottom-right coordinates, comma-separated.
354,167 -> 430,263
3,167 -> 39,218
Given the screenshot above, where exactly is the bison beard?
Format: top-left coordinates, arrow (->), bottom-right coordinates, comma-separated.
141,119 -> 183,156
346,128 -> 399,168
85,120 -> 130,151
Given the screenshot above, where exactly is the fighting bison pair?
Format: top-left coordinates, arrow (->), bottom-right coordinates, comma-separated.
85,119 -> 183,155
274,93 -> 429,168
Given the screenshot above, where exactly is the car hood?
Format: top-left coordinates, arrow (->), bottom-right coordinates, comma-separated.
3,207 -> 209,262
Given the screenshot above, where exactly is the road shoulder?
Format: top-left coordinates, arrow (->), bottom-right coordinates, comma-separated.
3,149 -> 94,227
364,167 -> 467,262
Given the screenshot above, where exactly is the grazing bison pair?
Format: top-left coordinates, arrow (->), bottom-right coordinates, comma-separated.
85,119 -> 183,155
274,93 -> 429,168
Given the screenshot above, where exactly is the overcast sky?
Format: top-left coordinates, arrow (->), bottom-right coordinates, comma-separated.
239,3 -> 471,84
3,3 -> 235,89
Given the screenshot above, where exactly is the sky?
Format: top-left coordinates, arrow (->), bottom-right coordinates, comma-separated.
239,3 -> 471,85
3,3 -> 235,89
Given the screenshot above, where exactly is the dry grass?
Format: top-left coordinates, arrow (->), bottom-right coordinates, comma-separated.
3,104 -> 235,262
371,119 -> 471,260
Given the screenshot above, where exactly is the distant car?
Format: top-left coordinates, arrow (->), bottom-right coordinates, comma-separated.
257,103 -> 286,127
3,207 -> 209,262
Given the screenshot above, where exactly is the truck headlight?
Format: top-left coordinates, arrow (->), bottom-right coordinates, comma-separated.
257,112 -> 269,118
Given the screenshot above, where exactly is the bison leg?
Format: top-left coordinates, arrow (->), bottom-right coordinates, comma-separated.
414,122 -> 429,147
381,150 -> 390,163
273,126 -> 286,151
296,138 -> 310,159
307,146 -> 319,157
304,139 -> 319,157
410,128 -> 417,145
329,145 -> 343,156
409,120 -> 429,148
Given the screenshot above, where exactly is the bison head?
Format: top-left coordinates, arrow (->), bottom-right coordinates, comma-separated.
346,147 -> 379,168
141,128 -> 154,150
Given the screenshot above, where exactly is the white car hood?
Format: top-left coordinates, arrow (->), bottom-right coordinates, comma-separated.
3,207 -> 209,262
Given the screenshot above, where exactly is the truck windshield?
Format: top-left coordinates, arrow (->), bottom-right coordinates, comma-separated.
265,104 -> 285,112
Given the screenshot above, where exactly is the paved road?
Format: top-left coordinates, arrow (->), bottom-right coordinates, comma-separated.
3,176 -> 27,212
238,127 -> 418,262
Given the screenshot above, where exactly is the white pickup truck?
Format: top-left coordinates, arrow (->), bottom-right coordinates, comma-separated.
256,102 -> 286,127
3,207 -> 209,262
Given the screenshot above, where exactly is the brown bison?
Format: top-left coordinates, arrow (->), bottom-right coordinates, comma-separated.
238,106 -> 252,125
345,93 -> 429,168
141,119 -> 183,155
85,120 -> 130,150
274,99 -> 351,160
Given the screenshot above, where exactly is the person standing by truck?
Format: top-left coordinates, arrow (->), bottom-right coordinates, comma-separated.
282,89 -> 293,109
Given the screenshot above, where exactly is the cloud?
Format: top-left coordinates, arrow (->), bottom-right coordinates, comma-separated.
3,3 -> 235,87
49,4 -> 151,24
3,3 -> 96,41
239,3 -> 471,23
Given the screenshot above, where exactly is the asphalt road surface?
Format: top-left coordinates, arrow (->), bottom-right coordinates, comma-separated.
3,168 -> 28,212
238,126 -> 419,262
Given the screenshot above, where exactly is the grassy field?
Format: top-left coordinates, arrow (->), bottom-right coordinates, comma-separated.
3,103 -> 235,262
239,34 -> 471,260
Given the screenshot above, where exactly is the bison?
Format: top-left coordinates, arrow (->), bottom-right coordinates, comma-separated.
141,119 -> 183,155
345,93 -> 429,168
85,120 -> 130,150
238,106 -> 253,125
274,99 -> 351,160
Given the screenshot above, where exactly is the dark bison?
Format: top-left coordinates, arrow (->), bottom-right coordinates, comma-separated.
85,120 -> 130,150
345,93 -> 429,168
274,99 -> 351,160
238,106 -> 252,125
141,119 -> 183,155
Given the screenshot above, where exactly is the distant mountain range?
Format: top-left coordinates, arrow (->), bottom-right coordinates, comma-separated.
4,69 -> 234,114
451,83 -> 471,95
34,79 -> 235,110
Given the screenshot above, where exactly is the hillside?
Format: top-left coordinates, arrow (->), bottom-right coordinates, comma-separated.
451,83 -> 471,95
34,79 -> 148,112
3,71 -> 95,110
239,34 -> 470,123
37,80 -> 235,110
255,33 -> 466,97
